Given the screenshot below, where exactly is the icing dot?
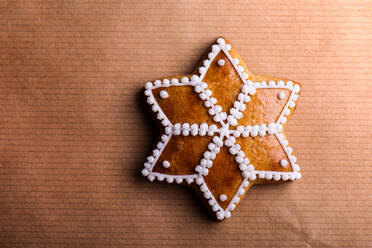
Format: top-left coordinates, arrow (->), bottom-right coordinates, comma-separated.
141,169 -> 149,177
186,177 -> 194,184
191,75 -> 199,81
225,211 -> 231,218
265,173 -> 273,180
249,173 -> 257,181
269,81 -> 276,86
148,175 -> 155,182
145,82 -> 153,89
217,37 -> 225,45
194,85 -> 202,93
203,191 -> 211,199
162,160 -> 170,168
181,77 -> 189,83
274,174 -> 281,181
280,159 -> 289,167
211,44 -> 219,53
282,174 -> 289,181
278,80 -> 285,87
278,91 -> 286,100
217,59 -> 225,66
294,84 -> 300,93
159,90 -> 169,99
212,205 -> 219,212
219,194 -> 227,202
238,188 -> 245,195
171,78 -> 179,85
293,164 -> 301,172
195,177 -> 203,185
216,211 -> 224,220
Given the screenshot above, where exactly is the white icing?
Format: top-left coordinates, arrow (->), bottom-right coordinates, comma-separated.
181,76 -> 189,83
278,91 -> 285,100
154,80 -> 161,87
142,37 -> 302,220
280,159 -> 289,167
159,90 -> 169,99
217,59 -> 225,66
219,194 -> 227,202
163,78 -> 170,86
141,168 -> 149,176
145,82 -> 153,89
216,211 -> 224,220
162,160 -> 170,168
217,37 -> 225,45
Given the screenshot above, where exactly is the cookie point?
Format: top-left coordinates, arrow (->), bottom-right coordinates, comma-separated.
294,84 -> 301,93
141,168 -> 149,177
144,89 -> 151,96
224,210 -> 231,219
217,37 -> 226,45
296,172 -> 302,180
145,82 -> 153,89
292,164 -> 301,172
216,211 -> 225,220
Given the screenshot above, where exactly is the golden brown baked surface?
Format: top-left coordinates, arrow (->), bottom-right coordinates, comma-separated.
143,37 -> 301,220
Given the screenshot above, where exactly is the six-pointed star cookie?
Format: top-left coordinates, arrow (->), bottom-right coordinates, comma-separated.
142,37 -> 302,220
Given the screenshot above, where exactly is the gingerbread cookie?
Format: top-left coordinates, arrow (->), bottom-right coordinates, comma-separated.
142,37 -> 301,220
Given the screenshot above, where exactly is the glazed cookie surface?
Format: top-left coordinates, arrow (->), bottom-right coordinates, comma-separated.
142,37 -> 301,220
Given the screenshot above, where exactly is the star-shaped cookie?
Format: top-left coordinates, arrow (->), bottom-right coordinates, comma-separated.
142,37 -> 301,220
